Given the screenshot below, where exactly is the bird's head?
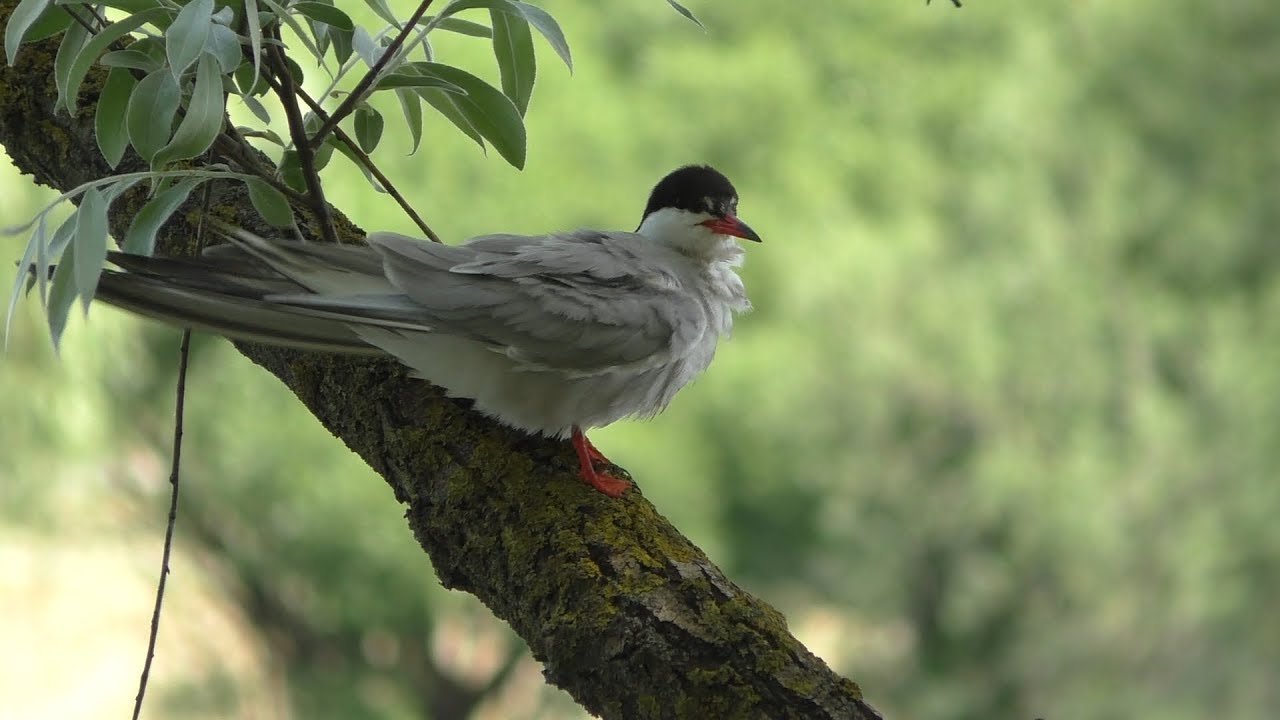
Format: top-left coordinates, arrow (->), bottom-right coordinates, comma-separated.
636,165 -> 761,258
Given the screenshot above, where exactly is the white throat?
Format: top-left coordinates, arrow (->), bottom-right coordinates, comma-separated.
636,207 -> 743,264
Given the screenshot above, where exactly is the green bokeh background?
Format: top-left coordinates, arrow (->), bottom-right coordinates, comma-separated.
3,1 -> 1278,718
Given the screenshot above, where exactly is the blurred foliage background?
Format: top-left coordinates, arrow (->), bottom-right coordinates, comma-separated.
3,0 -> 1279,718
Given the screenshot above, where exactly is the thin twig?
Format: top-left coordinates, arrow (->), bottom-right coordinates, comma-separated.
265,28 -> 339,246
131,181 -> 214,720
307,0 -> 436,150
252,69 -> 440,242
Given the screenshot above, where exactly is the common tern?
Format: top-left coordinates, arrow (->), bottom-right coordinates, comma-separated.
93,165 -> 761,496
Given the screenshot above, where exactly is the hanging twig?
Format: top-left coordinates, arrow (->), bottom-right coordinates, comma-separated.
131,181 -> 215,720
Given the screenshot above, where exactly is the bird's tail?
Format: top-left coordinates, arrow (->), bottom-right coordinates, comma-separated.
89,228 -> 431,354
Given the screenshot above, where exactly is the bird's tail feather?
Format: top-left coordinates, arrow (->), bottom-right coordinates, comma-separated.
90,229 -> 433,354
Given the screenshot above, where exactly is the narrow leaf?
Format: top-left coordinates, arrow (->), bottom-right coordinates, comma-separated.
260,0 -> 327,72
665,0 -> 705,29
510,2 -> 570,70
22,3 -> 73,44
47,239 -> 78,351
167,0 -> 214,79
122,177 -> 203,255
5,0 -> 52,65
43,213 -> 79,307
96,67 -> 137,168
434,17 -> 491,38
245,178 -> 294,227
65,7 -> 169,115
126,69 -> 181,164
153,53 -> 225,167
394,87 -> 423,154
292,2 -> 354,31
243,0 -> 264,95
361,0 -> 400,27
415,62 -> 525,168
353,104 -> 384,153
373,72 -> 466,93
73,187 -> 108,314
204,23 -> 243,73
351,25 -> 381,67
490,9 -> 534,115
54,18 -> 89,114
419,89 -> 484,149
6,216 -> 46,347
100,48 -> 164,72
240,94 -> 271,124
440,0 -> 571,70
324,135 -> 385,192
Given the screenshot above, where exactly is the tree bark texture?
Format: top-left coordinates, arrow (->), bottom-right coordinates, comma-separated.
0,4 -> 876,717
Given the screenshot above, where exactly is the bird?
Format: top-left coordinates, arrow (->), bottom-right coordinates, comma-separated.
93,164 -> 761,497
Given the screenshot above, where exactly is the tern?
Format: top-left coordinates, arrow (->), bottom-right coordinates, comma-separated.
93,165 -> 761,496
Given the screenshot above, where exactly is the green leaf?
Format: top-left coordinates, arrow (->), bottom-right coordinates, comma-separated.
59,0 -> 168,15
53,17 -> 89,114
419,89 -> 483,150
508,1 -> 570,70
354,104 -> 383,153
167,0 -> 214,79
665,0 -> 705,29
96,67 -> 136,169
490,9 -> 534,115
47,237 -> 78,351
351,26 -> 380,68
73,187 -> 108,314
5,0 -> 52,65
23,3 -> 74,44
260,0 -> 326,72
373,71 -> 466,93
236,126 -> 283,145
292,2 -> 354,31
360,0 -> 400,28
243,0 -> 264,95
40,213 -> 77,309
126,69 -> 181,164
122,177 -> 203,255
442,0 -> 571,71
279,150 -> 304,192
240,94 -> 271,124
153,53 -> 224,167
204,22 -> 243,73
329,26 -> 353,65
65,7 -> 169,116
324,135 -> 384,192
434,17 -> 491,38
6,215 -> 45,347
100,48 -> 165,73
394,87 -> 423,154
245,178 -> 294,227
414,62 -> 525,168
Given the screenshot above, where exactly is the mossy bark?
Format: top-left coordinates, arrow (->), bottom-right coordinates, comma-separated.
0,4 -> 876,718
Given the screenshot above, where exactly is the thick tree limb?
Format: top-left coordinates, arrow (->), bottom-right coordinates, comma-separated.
0,5 -> 875,717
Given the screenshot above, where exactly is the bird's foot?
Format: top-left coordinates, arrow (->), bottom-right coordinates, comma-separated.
570,428 -> 631,497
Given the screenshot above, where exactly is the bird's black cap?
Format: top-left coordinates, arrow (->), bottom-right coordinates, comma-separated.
641,165 -> 740,220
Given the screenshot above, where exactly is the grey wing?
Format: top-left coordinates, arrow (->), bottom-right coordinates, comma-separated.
368,230 -> 704,373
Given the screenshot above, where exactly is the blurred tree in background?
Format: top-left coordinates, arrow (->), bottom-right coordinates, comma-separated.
3,1 -> 1278,718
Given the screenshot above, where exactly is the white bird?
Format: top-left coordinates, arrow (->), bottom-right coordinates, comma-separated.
94,165 -> 761,496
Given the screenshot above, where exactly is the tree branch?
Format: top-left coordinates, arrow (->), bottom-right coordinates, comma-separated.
0,6 -> 875,717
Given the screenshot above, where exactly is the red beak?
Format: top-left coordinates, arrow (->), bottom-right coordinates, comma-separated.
702,216 -> 762,242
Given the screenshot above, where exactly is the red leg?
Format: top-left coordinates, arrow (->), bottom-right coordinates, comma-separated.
582,433 -> 610,464
570,427 -> 630,497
